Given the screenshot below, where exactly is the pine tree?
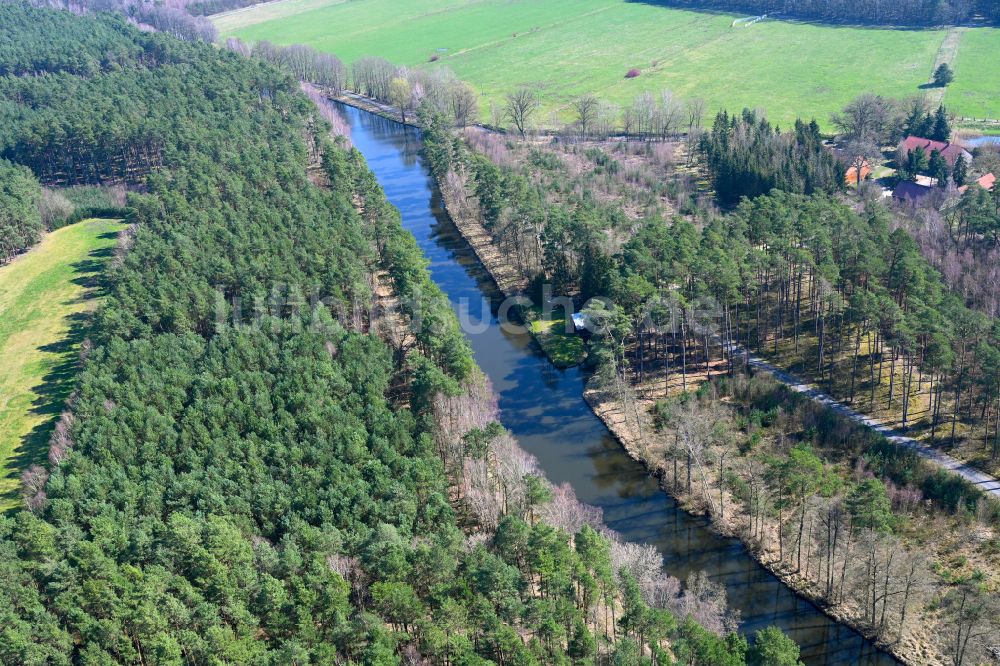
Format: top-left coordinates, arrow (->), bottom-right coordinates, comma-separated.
907,145 -> 928,177
931,105 -> 951,142
928,149 -> 949,186
952,154 -> 968,186
748,626 -> 803,666
567,620 -> 596,664
933,63 -> 954,87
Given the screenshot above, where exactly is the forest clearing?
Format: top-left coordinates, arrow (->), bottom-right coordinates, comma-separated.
0,218 -> 123,509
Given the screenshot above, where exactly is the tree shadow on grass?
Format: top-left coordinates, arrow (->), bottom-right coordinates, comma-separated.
622,0 -> 956,31
1,245 -> 115,510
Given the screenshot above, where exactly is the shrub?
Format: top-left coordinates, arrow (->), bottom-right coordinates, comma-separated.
33,186 -> 130,230
527,148 -> 563,171
61,185 -> 127,224
429,54 -> 439,62
39,188 -> 75,229
625,68 -> 641,79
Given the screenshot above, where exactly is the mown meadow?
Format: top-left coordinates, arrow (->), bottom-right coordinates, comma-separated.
214,0 -> 1000,128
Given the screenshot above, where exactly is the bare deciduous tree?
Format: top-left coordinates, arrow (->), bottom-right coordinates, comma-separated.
300,82 -> 352,145
504,87 -> 539,139
844,139 -> 881,188
832,93 -> 897,144
450,81 -> 479,127
610,540 -> 663,591
685,97 -> 707,163
595,101 -> 619,138
686,97 -> 706,133
654,89 -> 682,140
224,37 -> 250,57
432,373 -> 498,480
672,398 -> 725,513
352,56 -> 396,102
681,571 -> 740,636
572,94 -> 599,138
21,464 -> 48,513
47,411 -> 75,466
539,482 -> 603,534
940,583 -> 1000,666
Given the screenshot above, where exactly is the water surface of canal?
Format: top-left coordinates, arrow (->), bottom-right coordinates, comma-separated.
337,102 -> 898,666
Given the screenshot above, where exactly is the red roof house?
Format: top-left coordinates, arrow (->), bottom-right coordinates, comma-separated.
958,173 -> 996,194
898,136 -> 971,168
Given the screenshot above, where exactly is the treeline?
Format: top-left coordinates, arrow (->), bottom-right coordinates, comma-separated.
0,160 -> 122,264
226,37 -> 348,93
701,109 -> 844,204
643,0 -> 998,26
186,0 -> 260,15
0,5 -> 784,663
38,184 -> 128,229
12,0 -> 218,42
0,158 -> 41,264
248,44 -> 701,141
223,43 -> 482,128
830,94 -> 952,147
133,2 -> 218,43
351,55 -> 480,127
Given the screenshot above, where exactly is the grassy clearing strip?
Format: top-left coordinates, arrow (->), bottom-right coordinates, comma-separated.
0,219 -> 123,510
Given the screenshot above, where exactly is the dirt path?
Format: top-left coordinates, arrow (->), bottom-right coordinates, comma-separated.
739,346 -> 1000,498
925,27 -> 964,106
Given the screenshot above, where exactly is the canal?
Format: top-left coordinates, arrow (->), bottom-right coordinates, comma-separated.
336,102 -> 898,665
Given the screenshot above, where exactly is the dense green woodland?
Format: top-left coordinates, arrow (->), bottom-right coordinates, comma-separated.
0,158 -> 41,263
699,111 -> 844,205
0,5 -> 789,664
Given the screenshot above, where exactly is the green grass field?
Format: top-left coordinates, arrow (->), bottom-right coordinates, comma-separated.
214,0 -> 1000,128
0,219 -> 123,510
525,305 -> 586,367
946,28 -> 1000,121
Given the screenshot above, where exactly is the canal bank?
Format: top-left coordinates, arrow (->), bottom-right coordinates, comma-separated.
334,100 -> 901,666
